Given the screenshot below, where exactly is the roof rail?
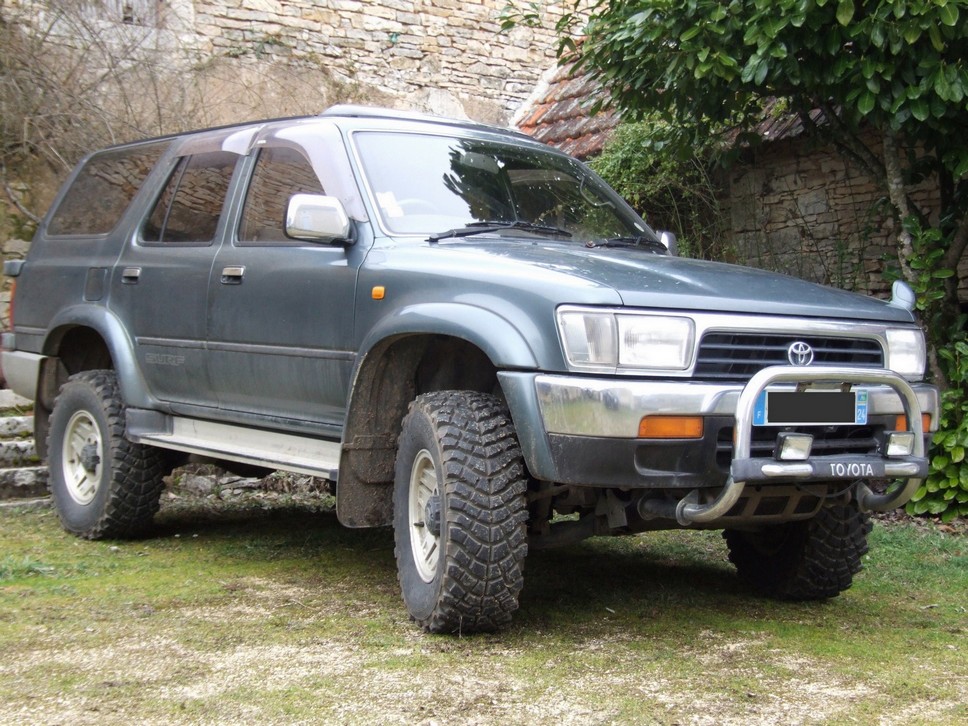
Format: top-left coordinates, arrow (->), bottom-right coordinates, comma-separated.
320,104 -> 533,140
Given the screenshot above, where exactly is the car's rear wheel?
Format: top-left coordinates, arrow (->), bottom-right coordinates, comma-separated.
393,391 -> 528,633
47,370 -> 167,539
724,500 -> 872,600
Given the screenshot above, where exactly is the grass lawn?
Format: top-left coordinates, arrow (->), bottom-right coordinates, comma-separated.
0,495 -> 965,725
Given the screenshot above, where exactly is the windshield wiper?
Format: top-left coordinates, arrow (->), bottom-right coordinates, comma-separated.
429,220 -> 572,243
585,236 -> 668,252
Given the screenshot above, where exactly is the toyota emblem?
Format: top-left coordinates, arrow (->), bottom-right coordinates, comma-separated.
787,341 -> 815,366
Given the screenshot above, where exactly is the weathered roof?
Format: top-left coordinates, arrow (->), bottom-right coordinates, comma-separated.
511,63 -> 619,160
513,63 -> 815,158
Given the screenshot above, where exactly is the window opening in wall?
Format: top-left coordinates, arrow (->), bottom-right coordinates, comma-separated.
87,0 -> 159,27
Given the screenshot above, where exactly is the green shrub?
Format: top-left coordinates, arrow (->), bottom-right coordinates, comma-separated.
903,219 -> 967,521
589,120 -> 730,260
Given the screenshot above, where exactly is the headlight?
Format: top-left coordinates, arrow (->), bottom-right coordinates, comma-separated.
557,308 -> 695,372
885,328 -> 926,381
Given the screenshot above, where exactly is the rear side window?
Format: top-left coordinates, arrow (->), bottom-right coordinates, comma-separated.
46,141 -> 169,236
238,146 -> 326,245
142,150 -> 238,244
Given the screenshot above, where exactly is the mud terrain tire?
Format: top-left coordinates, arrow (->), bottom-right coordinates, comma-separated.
724,501 -> 872,600
393,391 -> 528,633
47,370 -> 167,539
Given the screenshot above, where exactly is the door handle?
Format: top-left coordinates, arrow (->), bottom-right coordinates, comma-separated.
121,267 -> 141,284
221,266 -> 245,284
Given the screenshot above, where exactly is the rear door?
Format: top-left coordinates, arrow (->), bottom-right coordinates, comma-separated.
109,130 -> 251,409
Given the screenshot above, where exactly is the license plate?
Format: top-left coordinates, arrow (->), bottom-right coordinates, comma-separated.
753,389 -> 868,426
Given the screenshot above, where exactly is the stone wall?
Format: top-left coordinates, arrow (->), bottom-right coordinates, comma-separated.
1,0 -> 569,126
727,134 -> 948,301
189,0 -> 567,124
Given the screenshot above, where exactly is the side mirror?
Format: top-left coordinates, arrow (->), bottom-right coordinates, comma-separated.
285,194 -> 352,243
888,279 -> 916,311
659,231 -> 678,256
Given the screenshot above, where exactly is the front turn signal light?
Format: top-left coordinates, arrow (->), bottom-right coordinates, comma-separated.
638,416 -> 704,439
895,414 -> 932,433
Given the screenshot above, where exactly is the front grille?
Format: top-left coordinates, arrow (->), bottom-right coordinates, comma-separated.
695,333 -> 883,381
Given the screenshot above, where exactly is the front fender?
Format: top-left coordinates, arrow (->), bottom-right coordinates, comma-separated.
355,301 -> 541,372
45,304 -> 157,409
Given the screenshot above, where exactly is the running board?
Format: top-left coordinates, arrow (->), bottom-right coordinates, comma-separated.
126,411 -> 340,479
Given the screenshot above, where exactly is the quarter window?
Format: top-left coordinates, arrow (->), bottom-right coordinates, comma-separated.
142,151 -> 238,245
46,141 -> 169,236
238,146 -> 326,245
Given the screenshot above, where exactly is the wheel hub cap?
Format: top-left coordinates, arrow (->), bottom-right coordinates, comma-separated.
409,449 -> 441,583
62,411 -> 102,506
79,443 -> 101,473
424,495 -> 442,538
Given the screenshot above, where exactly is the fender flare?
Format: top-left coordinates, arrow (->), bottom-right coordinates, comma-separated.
44,304 -> 158,410
353,301 -> 540,377
336,302 -> 540,528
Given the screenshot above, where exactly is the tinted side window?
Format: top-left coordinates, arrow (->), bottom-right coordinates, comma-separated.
143,150 -> 238,244
238,146 -> 325,245
47,141 -> 169,236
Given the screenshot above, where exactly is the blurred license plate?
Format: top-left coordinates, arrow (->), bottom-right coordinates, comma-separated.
753,390 -> 868,426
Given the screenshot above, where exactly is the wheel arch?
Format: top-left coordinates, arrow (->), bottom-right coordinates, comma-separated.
43,305 -> 154,408
34,306 -> 155,460
336,308 -> 533,528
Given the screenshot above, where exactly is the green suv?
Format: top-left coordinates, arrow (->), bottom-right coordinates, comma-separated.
2,106 -> 937,632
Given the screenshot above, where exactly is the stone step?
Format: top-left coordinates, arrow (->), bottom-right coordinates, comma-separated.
0,415 -> 33,439
0,439 -> 40,468
0,389 -> 32,412
0,466 -> 48,499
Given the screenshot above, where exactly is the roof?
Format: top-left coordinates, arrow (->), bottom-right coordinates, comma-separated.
511,63 -> 620,159
513,63 -> 816,158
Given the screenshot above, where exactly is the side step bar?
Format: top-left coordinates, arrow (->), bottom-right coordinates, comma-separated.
126,410 -> 340,480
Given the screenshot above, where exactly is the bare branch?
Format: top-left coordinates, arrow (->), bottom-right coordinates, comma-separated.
0,163 -> 41,224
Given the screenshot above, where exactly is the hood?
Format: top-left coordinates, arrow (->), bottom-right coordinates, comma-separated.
425,238 -> 916,324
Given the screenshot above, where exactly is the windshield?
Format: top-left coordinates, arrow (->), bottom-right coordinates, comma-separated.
353,131 -> 653,242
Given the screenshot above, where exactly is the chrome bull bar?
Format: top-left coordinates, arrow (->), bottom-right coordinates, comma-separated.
648,366 -> 929,526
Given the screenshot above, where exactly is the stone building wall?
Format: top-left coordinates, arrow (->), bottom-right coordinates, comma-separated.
189,0 -> 567,124
727,134 -> 947,300
1,0 -> 568,125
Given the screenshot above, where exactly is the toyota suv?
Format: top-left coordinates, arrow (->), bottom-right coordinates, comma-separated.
2,106 -> 937,632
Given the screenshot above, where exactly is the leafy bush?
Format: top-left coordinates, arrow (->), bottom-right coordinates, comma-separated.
903,219 -> 967,521
913,338 -> 968,521
589,120 -> 729,260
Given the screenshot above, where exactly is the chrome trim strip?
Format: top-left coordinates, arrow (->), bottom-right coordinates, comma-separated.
136,336 -> 205,350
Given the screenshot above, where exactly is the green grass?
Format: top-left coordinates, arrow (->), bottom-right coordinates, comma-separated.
0,501 -> 964,725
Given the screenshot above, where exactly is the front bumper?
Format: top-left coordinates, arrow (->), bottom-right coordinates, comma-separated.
503,367 -> 936,522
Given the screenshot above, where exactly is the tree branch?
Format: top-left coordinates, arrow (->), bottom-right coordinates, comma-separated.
882,129 -> 916,282
0,162 -> 40,225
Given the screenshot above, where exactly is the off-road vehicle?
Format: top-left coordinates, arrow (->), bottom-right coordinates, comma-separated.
2,106 -> 937,632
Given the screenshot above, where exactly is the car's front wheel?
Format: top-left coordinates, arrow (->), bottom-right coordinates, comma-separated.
724,500 -> 872,600
47,370 -> 167,539
393,391 -> 528,633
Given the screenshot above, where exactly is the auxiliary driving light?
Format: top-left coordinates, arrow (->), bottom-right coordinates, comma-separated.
775,432 -> 814,461
883,431 -> 916,458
